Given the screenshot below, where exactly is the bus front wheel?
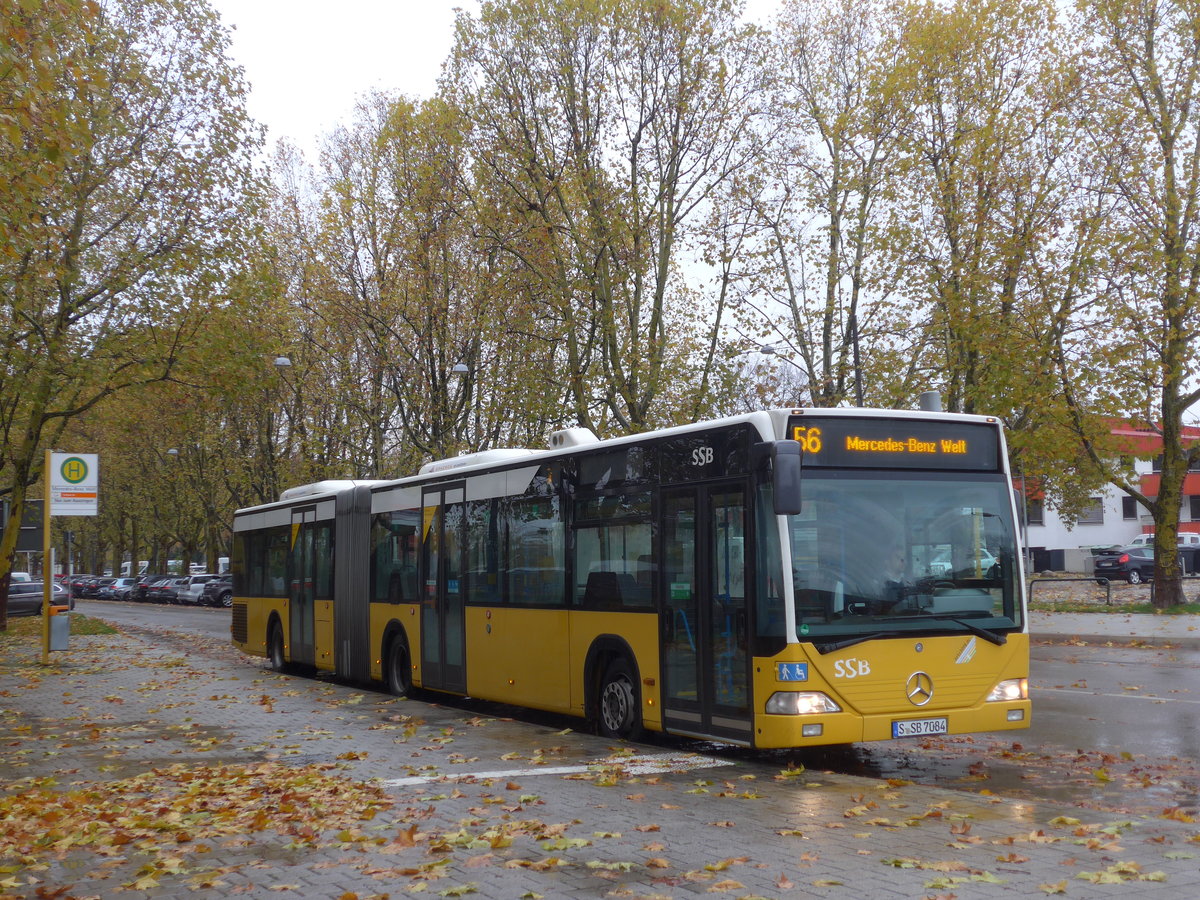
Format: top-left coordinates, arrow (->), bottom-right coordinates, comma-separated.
598,658 -> 643,741
385,638 -> 413,697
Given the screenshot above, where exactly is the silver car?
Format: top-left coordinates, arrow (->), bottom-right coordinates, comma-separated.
175,574 -> 218,605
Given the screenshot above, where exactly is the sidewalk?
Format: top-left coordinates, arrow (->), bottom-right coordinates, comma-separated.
1,623 -> 1198,899
1032,610 -> 1200,648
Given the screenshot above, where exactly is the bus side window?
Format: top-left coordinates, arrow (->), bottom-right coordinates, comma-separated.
372,511 -> 419,604
754,485 -> 788,648
505,496 -> 565,605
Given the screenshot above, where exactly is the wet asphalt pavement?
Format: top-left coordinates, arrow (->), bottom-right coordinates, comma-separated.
0,604 -> 1195,898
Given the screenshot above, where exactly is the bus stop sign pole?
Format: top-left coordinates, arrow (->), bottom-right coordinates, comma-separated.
41,459 -> 50,665
42,450 -> 99,665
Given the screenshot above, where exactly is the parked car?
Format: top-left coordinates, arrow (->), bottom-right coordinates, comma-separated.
929,547 -> 1000,579
175,574 -> 218,605
139,575 -> 175,603
90,577 -> 117,598
1094,545 -> 1156,584
201,574 -> 233,608
166,576 -> 192,604
10,571 -> 32,583
131,575 -> 165,602
5,581 -> 70,616
98,576 -> 140,601
145,576 -> 186,604
69,574 -> 98,597
1129,532 -> 1200,548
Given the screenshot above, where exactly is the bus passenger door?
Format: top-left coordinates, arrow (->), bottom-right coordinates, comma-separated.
421,485 -> 466,693
289,509 -> 316,666
661,484 -> 751,742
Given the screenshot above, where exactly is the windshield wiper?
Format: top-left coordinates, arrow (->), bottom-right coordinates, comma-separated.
923,614 -> 1007,646
813,631 -> 905,654
811,616 -> 1008,654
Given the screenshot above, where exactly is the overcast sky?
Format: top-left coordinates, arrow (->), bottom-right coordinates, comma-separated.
207,0 -> 782,157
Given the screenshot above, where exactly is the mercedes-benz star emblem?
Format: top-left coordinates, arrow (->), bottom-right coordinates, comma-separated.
906,671 -> 934,707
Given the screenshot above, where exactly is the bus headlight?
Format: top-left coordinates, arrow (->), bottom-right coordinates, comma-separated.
765,691 -> 843,715
986,678 -> 1028,702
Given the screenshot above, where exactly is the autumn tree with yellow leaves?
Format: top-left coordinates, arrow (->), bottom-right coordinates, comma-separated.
0,0 -> 261,625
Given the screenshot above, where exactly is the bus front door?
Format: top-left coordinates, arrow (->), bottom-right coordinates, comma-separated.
661,484 -> 751,743
421,485 -> 466,693
289,509 -> 316,667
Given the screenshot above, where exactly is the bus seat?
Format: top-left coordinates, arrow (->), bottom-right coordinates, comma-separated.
583,571 -> 622,608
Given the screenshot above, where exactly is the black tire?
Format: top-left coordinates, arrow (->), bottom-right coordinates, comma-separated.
385,637 -> 413,697
268,621 -> 288,672
598,658 -> 644,741
1127,569 -> 1143,585
219,590 -> 233,609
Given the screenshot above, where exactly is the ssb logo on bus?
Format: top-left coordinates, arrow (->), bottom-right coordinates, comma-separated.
833,658 -> 871,679
691,446 -> 714,466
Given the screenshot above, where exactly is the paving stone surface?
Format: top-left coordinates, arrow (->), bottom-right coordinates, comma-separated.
0,618 -> 1197,898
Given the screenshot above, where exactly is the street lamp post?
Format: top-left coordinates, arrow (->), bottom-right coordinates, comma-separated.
439,361 -> 471,458
755,340 -> 864,407
746,344 -> 809,407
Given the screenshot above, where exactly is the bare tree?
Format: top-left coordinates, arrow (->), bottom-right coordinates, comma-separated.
449,0 -> 768,433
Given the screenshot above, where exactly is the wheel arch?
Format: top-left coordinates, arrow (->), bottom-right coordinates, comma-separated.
380,618 -> 415,694
583,634 -> 641,723
266,610 -> 285,643
381,619 -> 412,672
266,611 -> 287,670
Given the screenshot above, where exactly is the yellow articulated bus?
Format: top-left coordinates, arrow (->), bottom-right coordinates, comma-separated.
231,407 -> 1029,748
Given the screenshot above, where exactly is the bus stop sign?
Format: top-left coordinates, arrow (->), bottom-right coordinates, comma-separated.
50,453 -> 98,516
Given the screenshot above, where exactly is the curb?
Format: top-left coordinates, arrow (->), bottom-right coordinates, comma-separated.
1034,632 -> 1200,649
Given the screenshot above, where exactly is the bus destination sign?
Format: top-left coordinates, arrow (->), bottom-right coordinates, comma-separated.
787,417 -> 1000,471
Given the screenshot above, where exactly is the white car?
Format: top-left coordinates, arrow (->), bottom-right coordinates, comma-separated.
929,548 -> 999,578
175,574 -> 219,605
10,571 -> 32,582
1129,532 -> 1200,548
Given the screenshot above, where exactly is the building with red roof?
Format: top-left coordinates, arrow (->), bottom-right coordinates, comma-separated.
1022,421 -> 1200,571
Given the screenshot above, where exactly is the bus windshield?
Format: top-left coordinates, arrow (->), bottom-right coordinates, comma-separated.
788,471 -> 1021,639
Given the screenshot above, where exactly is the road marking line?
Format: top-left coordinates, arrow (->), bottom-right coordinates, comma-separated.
380,752 -> 732,787
1037,687 -> 1200,703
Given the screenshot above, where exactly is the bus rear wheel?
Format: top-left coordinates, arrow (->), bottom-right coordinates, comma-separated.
598,658 -> 643,741
268,622 -> 287,673
385,638 -> 413,697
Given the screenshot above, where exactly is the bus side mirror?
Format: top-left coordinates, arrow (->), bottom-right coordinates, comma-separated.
772,440 -> 802,516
